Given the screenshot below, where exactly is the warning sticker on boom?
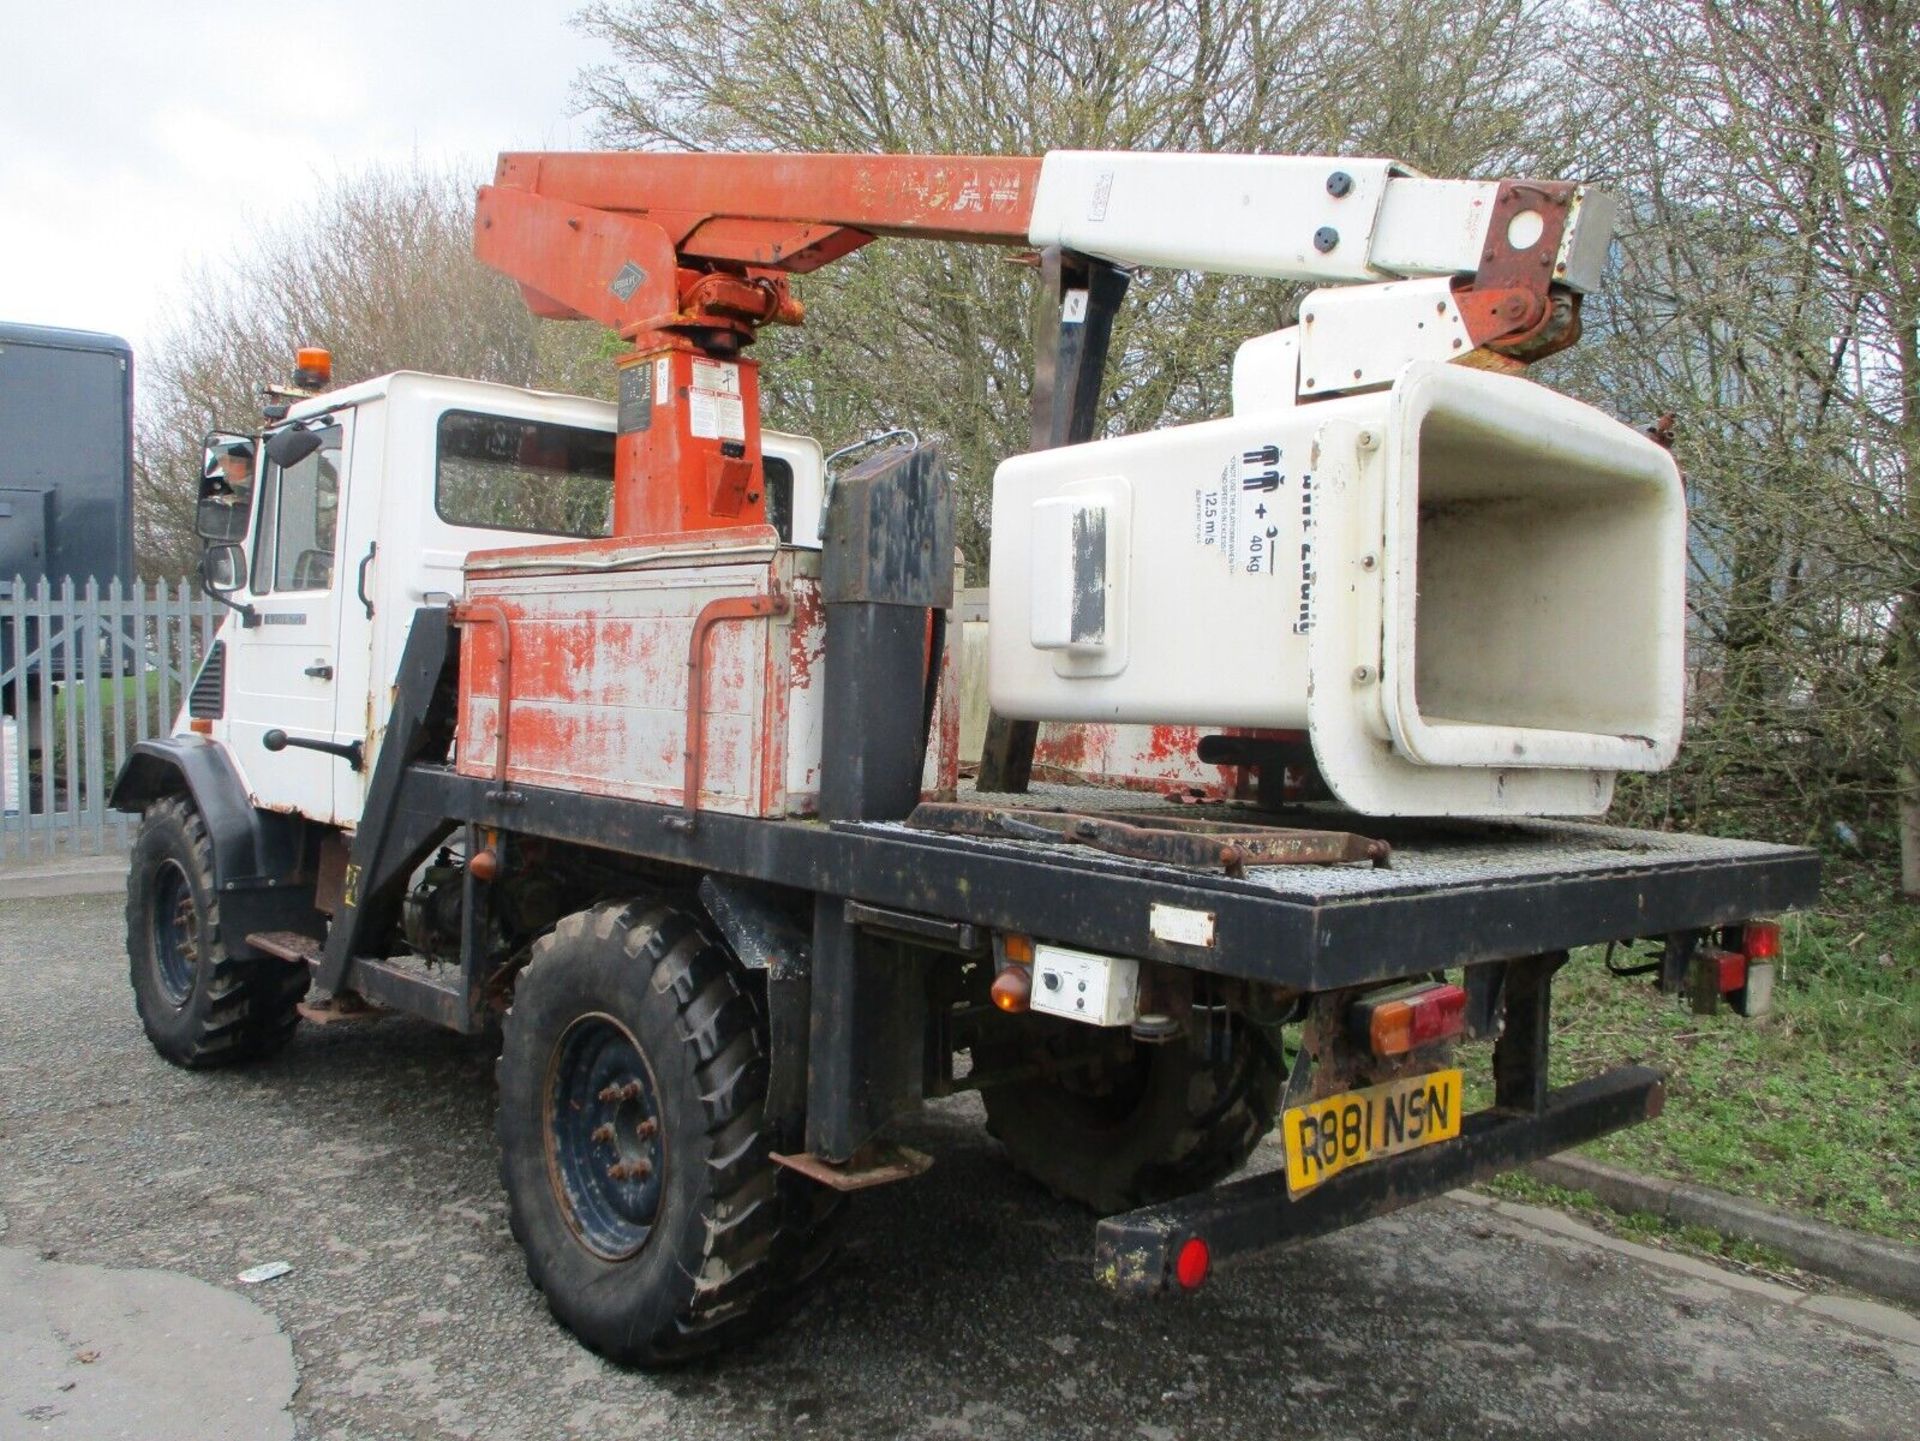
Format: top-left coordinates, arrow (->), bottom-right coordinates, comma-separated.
689,389 -> 746,441
688,359 -> 746,441
1192,443 -> 1285,577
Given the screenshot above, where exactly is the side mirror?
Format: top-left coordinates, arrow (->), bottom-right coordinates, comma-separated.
200,430 -> 255,540
266,425 -> 323,469
202,542 -> 246,595
195,495 -> 251,544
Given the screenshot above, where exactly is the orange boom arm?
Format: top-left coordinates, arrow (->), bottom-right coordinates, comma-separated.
473,151 -> 1044,536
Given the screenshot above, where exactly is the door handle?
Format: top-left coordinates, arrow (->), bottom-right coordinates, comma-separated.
263,728 -> 364,771
356,541 -> 377,619
304,662 -> 334,680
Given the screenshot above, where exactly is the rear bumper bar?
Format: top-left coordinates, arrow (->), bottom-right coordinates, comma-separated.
1095,1063 -> 1665,1295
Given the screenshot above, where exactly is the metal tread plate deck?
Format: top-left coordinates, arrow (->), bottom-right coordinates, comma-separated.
872,780 -> 1804,902
400,764 -> 1820,992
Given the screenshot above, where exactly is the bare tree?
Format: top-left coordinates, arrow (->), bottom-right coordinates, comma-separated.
136,165 -> 614,573
1571,0 -> 1920,887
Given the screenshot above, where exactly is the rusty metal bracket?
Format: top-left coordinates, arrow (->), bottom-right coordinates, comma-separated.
905,801 -> 1386,874
771,1141 -> 933,1192
245,930 -> 323,966
1456,179 -> 1583,362
295,991 -> 387,1026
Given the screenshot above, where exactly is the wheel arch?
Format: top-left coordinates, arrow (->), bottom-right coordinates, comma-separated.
113,736 -> 295,887
113,736 -> 323,955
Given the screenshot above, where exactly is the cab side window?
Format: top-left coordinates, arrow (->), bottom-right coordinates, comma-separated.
435,411 -> 615,538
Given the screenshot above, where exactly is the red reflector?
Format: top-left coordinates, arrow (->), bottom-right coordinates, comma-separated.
1716,950 -> 1747,995
1175,1236 -> 1210,1290
1410,984 -> 1468,1045
1742,920 -> 1781,961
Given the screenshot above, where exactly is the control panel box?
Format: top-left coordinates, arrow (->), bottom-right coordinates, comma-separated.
1031,944 -> 1140,1027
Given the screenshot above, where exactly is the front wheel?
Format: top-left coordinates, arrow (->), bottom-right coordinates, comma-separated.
126,794 -> 307,1068
495,899 -> 838,1365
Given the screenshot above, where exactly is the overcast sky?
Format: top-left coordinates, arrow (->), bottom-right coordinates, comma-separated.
0,1 -> 606,362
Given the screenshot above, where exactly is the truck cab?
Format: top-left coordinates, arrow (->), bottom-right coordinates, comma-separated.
193,369 -> 824,829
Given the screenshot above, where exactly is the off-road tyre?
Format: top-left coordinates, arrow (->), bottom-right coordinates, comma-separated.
496,899 -> 841,1366
126,794 -> 309,1068
978,1018 -> 1285,1214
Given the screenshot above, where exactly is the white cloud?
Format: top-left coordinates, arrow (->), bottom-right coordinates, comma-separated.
0,0 -> 602,359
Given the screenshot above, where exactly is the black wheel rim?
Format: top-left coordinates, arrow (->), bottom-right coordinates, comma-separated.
544,1013 -> 666,1260
150,858 -> 199,1006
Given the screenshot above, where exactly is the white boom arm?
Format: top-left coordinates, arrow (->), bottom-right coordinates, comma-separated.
1027,152 -> 1615,293
1026,152 -> 1616,405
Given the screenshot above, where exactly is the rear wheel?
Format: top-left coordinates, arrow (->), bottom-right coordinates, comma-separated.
496,898 -> 839,1365
978,1017 -> 1285,1214
126,794 -> 308,1068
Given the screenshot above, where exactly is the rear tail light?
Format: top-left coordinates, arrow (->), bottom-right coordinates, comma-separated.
1697,919 -> 1781,1018
1357,982 -> 1468,1058
1730,919 -> 1781,1017
1715,950 -> 1748,994
991,933 -> 1036,1013
1368,1002 -> 1414,1056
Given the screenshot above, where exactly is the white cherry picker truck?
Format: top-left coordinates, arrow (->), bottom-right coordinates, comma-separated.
112,149 -> 1818,1363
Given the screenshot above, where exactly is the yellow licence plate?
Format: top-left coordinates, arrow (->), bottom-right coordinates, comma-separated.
1282,1068 -> 1463,1197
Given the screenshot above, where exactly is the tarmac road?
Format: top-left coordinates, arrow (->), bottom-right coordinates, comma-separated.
2,890 -> 1916,1440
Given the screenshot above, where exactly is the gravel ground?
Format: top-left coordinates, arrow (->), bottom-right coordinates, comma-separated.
2,890 -> 1916,1440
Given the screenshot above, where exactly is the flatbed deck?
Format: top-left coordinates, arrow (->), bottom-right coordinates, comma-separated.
836,784 -> 1820,986
872,782 -> 1805,901
379,764 -> 1821,994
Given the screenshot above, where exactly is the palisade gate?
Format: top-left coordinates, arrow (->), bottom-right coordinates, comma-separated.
0,577 -> 220,862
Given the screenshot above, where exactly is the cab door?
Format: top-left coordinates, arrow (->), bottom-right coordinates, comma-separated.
327,402 -> 384,828
226,415 -> 353,823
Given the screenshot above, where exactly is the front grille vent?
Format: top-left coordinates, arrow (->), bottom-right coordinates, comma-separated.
188,641 -> 225,719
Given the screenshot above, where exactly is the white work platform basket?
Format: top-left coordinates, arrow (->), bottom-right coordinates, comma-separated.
987,361 -> 1686,817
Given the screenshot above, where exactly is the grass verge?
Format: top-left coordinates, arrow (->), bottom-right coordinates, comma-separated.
1466,860 -> 1920,1246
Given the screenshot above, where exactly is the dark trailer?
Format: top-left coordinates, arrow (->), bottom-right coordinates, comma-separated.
0,321 -> 136,703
